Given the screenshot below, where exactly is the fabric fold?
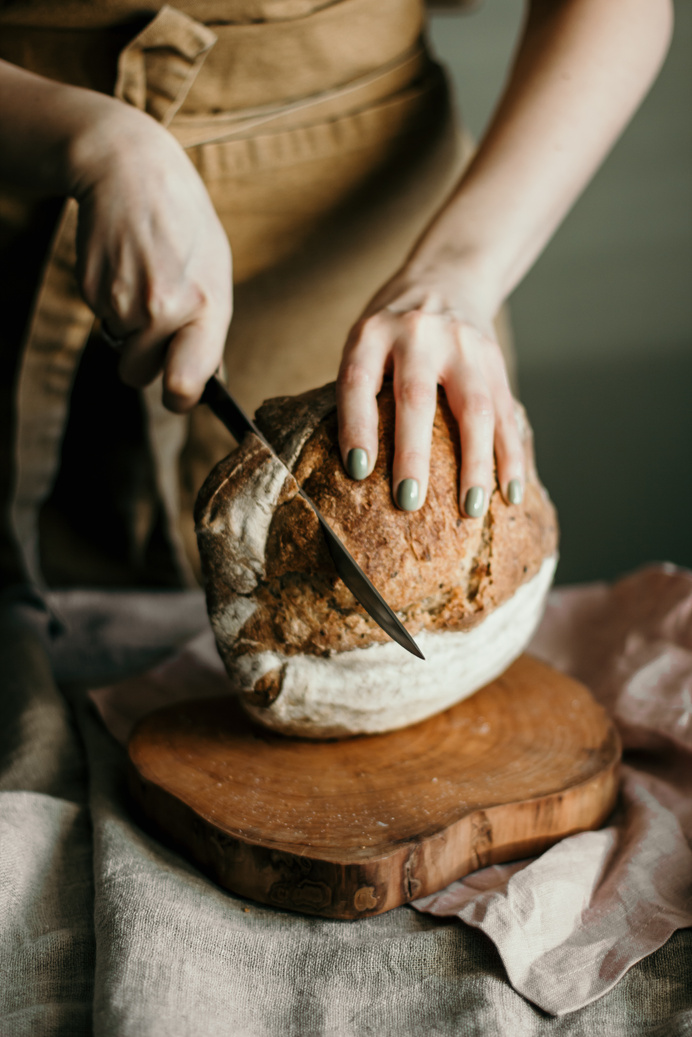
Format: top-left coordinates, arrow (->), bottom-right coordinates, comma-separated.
88,564 -> 692,1016
412,565 -> 692,1014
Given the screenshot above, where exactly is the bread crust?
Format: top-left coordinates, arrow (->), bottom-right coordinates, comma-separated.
195,381 -> 558,668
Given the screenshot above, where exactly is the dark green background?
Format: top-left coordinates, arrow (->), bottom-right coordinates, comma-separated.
429,1 -> 692,583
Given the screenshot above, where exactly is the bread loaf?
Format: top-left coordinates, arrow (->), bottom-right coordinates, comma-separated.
195,382 -> 558,737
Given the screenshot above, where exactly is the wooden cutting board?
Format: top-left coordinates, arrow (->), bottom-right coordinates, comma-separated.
127,654 -> 620,919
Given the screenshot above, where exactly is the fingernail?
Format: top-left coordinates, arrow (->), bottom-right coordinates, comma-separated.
464,486 -> 485,518
396,478 -> 420,511
346,448 -> 369,481
507,479 -> 523,505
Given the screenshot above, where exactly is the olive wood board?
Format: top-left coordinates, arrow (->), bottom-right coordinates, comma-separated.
127,654 -> 621,920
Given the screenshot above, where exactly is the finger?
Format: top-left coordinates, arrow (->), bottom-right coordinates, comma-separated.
96,269 -> 172,383
475,342 -> 525,505
391,313 -> 441,511
115,272 -> 201,387
336,315 -> 389,480
118,277 -> 232,392
444,339 -> 496,519
116,331 -> 166,387
492,384 -> 525,506
161,316 -> 230,413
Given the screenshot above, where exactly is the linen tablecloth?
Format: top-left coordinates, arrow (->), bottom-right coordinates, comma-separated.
1,568 -> 691,1035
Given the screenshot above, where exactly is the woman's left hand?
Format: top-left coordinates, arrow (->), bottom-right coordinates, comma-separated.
337,0 -> 673,517
336,267 -> 525,518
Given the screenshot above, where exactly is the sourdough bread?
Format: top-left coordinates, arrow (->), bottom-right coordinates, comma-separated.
195,382 -> 558,737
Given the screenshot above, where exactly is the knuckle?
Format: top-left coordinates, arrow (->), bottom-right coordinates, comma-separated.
145,281 -> 180,324
108,278 -> 133,321
396,447 -> 428,469
497,445 -> 524,475
337,362 -> 375,392
455,327 -> 495,363
351,312 -> 385,344
461,454 -> 493,479
399,308 -> 426,333
495,422 -> 522,454
363,311 -> 386,330
462,391 -> 494,420
340,421 -> 373,445
496,417 -> 523,458
188,282 -> 209,313
396,378 -> 436,411
484,348 -> 513,389
497,431 -> 522,466
494,402 -> 518,436
165,369 -> 198,402
507,451 -> 526,475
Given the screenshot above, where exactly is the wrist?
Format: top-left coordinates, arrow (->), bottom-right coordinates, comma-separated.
401,241 -> 507,323
64,94 -> 145,198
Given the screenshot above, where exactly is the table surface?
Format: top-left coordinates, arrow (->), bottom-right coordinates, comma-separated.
1,588 -> 689,1037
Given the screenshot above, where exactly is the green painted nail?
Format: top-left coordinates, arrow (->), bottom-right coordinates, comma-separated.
464,486 -> 485,518
347,448 -> 369,481
396,478 -> 420,511
508,479 -> 523,505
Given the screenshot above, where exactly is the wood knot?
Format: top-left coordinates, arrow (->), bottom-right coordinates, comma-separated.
471,810 -> 494,868
269,880 -> 331,911
353,886 -> 378,912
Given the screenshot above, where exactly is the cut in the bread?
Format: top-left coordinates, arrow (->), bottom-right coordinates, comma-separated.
195,382 -> 558,737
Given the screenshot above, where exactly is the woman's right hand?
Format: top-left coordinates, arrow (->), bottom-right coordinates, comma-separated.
69,99 -> 232,412
0,59 -> 232,413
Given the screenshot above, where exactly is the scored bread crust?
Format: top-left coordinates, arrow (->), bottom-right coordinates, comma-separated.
195,381 -> 558,728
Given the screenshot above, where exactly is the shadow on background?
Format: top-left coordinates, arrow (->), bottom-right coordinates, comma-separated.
520,348 -> 692,584
430,1 -> 691,587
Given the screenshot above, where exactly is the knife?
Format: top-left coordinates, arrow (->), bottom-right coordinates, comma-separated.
201,375 -> 424,660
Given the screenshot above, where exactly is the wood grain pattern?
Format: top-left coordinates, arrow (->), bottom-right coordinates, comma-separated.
127,654 -> 621,919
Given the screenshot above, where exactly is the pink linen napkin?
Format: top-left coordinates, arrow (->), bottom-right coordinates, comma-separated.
90,631 -> 230,746
412,563 -> 692,1014
90,564 -> 692,1016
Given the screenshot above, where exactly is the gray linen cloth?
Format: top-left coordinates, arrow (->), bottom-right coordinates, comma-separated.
1,590 -> 690,1037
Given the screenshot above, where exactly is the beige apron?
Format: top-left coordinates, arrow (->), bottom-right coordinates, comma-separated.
0,0 -> 475,590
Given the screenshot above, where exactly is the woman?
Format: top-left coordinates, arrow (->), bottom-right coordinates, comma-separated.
0,0 -> 672,591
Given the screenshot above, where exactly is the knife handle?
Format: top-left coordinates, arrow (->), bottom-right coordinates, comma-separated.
201,375 -> 263,446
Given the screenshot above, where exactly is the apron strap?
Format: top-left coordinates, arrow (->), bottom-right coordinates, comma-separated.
9,198 -> 92,588
169,43 -> 429,149
115,8 -> 218,587
10,7 -> 217,588
114,5 -> 217,127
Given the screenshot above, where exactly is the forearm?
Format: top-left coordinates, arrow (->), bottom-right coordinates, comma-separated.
0,61 -> 91,193
0,59 -> 159,198
408,0 -> 673,310
337,0 -> 673,513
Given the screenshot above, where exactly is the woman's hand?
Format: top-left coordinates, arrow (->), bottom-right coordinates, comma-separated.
70,102 -> 232,412
0,60 -> 232,413
338,0 -> 672,515
337,268 -> 524,518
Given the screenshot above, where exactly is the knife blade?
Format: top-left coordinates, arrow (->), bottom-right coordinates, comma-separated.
201,375 -> 424,660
